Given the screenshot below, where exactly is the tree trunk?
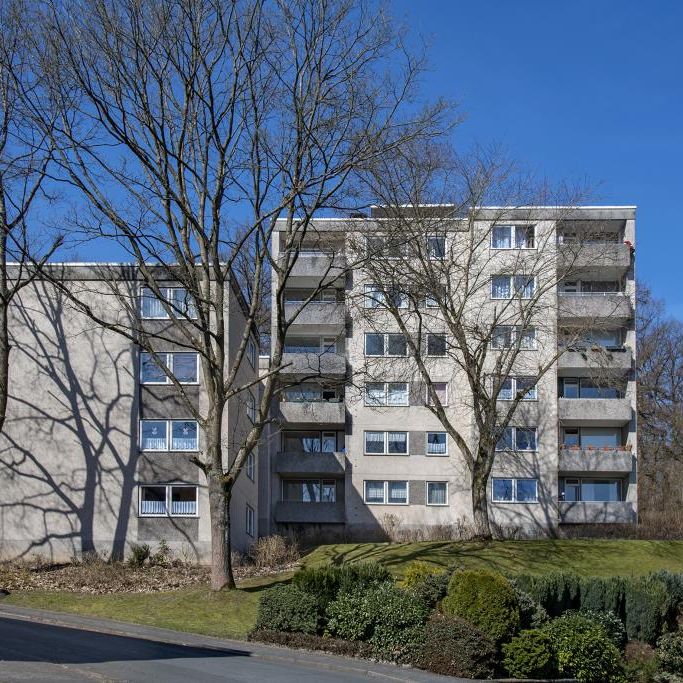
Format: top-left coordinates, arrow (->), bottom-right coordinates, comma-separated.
207,470 -> 234,590
0,301 -> 9,436
471,463 -> 493,540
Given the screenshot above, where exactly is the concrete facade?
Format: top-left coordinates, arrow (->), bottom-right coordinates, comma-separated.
263,206 -> 638,539
0,267 -> 259,563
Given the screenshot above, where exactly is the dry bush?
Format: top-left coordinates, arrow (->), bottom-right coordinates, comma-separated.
247,535 -> 300,569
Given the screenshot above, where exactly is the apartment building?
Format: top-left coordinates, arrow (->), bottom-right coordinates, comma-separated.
263,206 -> 637,539
0,266 -> 259,562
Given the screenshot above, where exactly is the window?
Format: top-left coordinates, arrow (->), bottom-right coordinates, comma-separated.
567,328 -> 623,349
139,484 -> 198,517
427,236 -> 446,259
427,333 -> 447,356
562,427 -> 622,449
246,453 -> 255,481
282,479 -> 336,503
246,504 -> 255,537
247,393 -> 256,422
246,338 -> 257,368
140,287 -> 197,319
140,420 -> 199,451
364,284 -> 407,309
364,431 -> 408,455
560,478 -> 622,502
364,332 -> 407,357
491,325 -> 536,350
491,275 -> 536,299
426,382 -> 449,406
498,376 -> 537,401
492,478 -> 538,503
560,378 -> 621,399
282,431 -> 339,453
427,481 -> 448,505
364,382 -> 409,406
426,432 -> 448,455
283,336 -> 322,353
363,480 -> 409,505
496,426 -> 537,451
140,352 -> 199,384
366,236 -> 407,259
491,225 -> 535,249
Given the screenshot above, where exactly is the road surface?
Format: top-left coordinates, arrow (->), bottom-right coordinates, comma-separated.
0,605 -> 460,682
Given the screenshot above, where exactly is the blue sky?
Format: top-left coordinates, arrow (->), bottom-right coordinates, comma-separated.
392,0 -> 682,318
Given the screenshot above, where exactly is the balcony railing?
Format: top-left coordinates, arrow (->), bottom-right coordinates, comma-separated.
558,446 -> 633,474
558,500 -> 636,524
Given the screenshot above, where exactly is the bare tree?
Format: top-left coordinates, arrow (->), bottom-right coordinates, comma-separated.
0,0 -> 62,434
348,146 -> 625,538
26,0 -> 448,588
637,284 -> 683,522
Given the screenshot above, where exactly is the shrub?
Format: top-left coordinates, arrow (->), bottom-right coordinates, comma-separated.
545,614 -> 625,683
577,609 -> 627,650
651,571 -> 683,613
400,561 -> 446,588
414,615 -> 498,679
579,575 -> 626,616
255,584 -> 319,634
442,569 -> 520,644
657,631 -> 683,677
149,539 -> 171,567
624,577 -> 669,645
127,543 -> 150,567
514,572 -> 582,616
509,579 -> 549,629
408,571 -> 450,608
503,629 -> 557,679
326,583 -> 429,662
249,629 -> 371,658
248,535 -> 300,569
292,562 -> 391,610
624,641 -> 659,683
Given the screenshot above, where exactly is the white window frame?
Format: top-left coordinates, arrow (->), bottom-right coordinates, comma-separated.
364,332 -> 408,357
140,419 -> 200,452
491,477 -> 538,504
246,452 -> 255,481
427,235 -> 446,260
426,333 -> 447,357
426,431 -> 448,456
497,376 -> 537,401
426,382 -> 449,406
363,480 -> 409,505
490,224 -> 536,250
140,352 -> 200,385
246,503 -> 255,537
363,430 -> 409,455
138,484 -> 199,518
495,426 -> 537,452
491,325 -> 537,350
364,382 -> 409,407
426,481 -> 449,506
139,286 -> 198,320
491,275 -> 537,300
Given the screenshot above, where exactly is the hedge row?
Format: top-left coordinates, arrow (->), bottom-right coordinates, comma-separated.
512,570 -> 683,644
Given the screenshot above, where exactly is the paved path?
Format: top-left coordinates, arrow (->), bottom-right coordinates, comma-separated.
0,604 -> 464,682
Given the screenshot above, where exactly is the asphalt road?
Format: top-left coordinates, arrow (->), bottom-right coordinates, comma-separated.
0,607 -> 459,683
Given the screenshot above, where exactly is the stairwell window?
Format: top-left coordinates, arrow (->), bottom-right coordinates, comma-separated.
246,504 -> 255,537
492,478 -> 538,503
246,338 -> 257,368
246,453 -> 255,481
496,426 -> 537,452
247,393 -> 257,422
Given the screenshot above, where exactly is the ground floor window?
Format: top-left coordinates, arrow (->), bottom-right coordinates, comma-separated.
363,480 -> 408,505
491,478 -> 538,503
139,484 -> 198,516
426,481 -> 448,505
559,478 -> 623,502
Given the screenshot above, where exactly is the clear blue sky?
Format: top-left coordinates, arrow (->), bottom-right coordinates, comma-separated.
392,0 -> 682,318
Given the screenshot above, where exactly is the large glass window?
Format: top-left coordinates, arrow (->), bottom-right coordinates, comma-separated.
498,376 -> 537,401
283,336 -> 321,353
170,485 -> 197,515
560,378 -> 621,399
364,284 -> 385,308
492,478 -> 514,502
496,426 -> 537,451
141,353 -> 168,383
139,485 -> 167,515
364,382 -> 409,406
171,421 -> 198,450
246,504 -> 255,537
140,287 -> 197,319
492,225 -> 535,249
388,481 -> 408,504
282,431 -> 324,452
427,334 -> 447,356
491,275 -> 535,299
387,431 -> 408,454
492,325 -> 536,350
140,420 -> 168,451
281,479 -> 338,503
492,478 -> 538,503
364,431 -> 408,455
516,479 -> 538,503
560,478 -> 622,502
364,480 -> 386,504
426,382 -> 449,406
139,484 -> 197,517
563,427 -> 621,449
173,353 -> 199,383
427,481 -> 448,505
364,333 -> 407,357
140,352 -> 198,384
426,432 -> 447,455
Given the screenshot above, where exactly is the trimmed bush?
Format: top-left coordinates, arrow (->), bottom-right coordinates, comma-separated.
624,577 -> 669,645
579,575 -> 626,616
400,561 -> 446,588
545,614 -> 625,683
442,569 -> 520,644
325,583 -> 429,663
292,562 -> 391,610
408,571 -> 450,608
577,610 -> 627,650
415,615 -> 497,679
255,584 -> 320,634
509,579 -> 549,629
503,629 -> 557,679
657,631 -> 683,677
513,571 -> 581,616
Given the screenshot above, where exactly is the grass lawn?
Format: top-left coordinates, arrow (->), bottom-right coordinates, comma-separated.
4,540 -> 683,639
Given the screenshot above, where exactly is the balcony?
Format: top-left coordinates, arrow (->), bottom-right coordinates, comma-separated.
559,397 -> 632,426
280,351 -> 346,378
274,501 -> 345,524
559,500 -> 636,524
275,451 -> 346,476
558,293 -> 632,325
557,243 -> 631,276
558,447 -> 633,474
284,302 -> 345,335
279,400 -> 345,425
558,347 -> 632,377
281,253 -> 346,285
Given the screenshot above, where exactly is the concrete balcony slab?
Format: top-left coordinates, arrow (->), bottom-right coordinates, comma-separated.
559,397 -> 632,426
280,352 -> 346,377
558,243 -> 631,276
279,400 -> 345,425
557,348 -> 632,377
274,501 -> 345,524
558,293 -> 632,325
558,447 -> 633,474
559,501 -> 636,524
282,254 -> 346,285
284,302 -> 345,335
